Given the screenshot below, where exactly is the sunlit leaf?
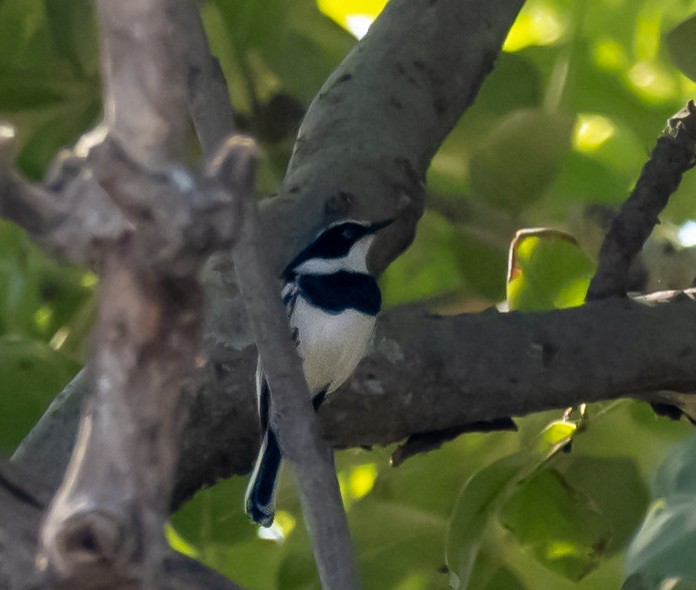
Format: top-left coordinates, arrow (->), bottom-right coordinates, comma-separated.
164,522 -> 200,559
573,114 -> 616,153
316,0 -> 388,39
503,0 -> 567,52
539,420 -> 577,449
506,228 -> 595,311
626,61 -> 679,104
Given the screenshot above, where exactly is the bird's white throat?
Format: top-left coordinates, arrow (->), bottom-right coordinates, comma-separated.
293,234 -> 374,275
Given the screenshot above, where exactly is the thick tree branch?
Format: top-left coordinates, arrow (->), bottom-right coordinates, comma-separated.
34,1 -> 249,588
14,289 -> 696,509
256,0 -> 526,274
0,460 -> 245,590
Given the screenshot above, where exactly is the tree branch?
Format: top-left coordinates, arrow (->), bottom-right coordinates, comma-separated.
33,1 -> 249,587
256,0 -> 526,275
179,0 -> 238,153
0,460 -> 246,590
587,100 -> 696,300
231,195 -> 359,589
0,124 -> 132,267
14,289 -> 696,509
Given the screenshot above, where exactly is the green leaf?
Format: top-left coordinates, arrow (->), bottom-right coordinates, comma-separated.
665,14 -> 696,82
446,454 -> 529,589
43,0 -> 99,77
626,434 -> 696,584
0,72 -> 67,111
559,455 -> 649,555
275,1 -> 356,104
381,211 -> 466,305
500,468 -> 611,581
0,0 -> 55,70
217,538 -> 286,590
212,0 -> 354,105
446,419 -> 580,589
170,476 -> 258,547
469,109 -> 574,213
277,524 -> 321,590
506,228 -> 595,311
453,229 -> 508,302
475,53 -> 543,116
482,567 -> 528,590
351,501 -> 447,590
0,336 -> 78,453
17,99 -> 100,179
0,220 -> 95,342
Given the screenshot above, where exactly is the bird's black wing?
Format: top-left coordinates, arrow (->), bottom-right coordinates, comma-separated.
297,271 -> 381,315
258,374 -> 271,431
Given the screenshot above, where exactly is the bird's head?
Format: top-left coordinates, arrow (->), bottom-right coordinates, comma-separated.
283,219 -> 393,276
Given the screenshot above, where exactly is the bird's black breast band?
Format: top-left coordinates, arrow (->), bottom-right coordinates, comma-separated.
295,271 -> 381,315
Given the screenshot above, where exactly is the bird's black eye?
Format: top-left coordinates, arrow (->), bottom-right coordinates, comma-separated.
341,227 -> 355,241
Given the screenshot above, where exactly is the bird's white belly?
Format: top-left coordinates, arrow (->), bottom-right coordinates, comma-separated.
291,297 -> 376,395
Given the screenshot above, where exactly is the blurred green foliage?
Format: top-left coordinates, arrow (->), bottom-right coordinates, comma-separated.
2,0 -> 696,588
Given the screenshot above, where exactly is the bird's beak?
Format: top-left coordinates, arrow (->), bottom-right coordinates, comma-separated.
367,218 -> 395,234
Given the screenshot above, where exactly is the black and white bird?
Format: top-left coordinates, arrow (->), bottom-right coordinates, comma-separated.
245,218 -> 393,527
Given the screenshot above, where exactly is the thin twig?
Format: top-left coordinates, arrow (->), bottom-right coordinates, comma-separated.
230,181 -> 359,590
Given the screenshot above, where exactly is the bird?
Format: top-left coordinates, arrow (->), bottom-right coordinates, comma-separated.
245,218 -> 393,527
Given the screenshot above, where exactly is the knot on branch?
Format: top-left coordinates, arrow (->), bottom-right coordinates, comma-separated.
39,509 -> 132,588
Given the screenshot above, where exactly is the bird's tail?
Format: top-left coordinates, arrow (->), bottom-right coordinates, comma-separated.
245,426 -> 282,527
245,373 -> 281,527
